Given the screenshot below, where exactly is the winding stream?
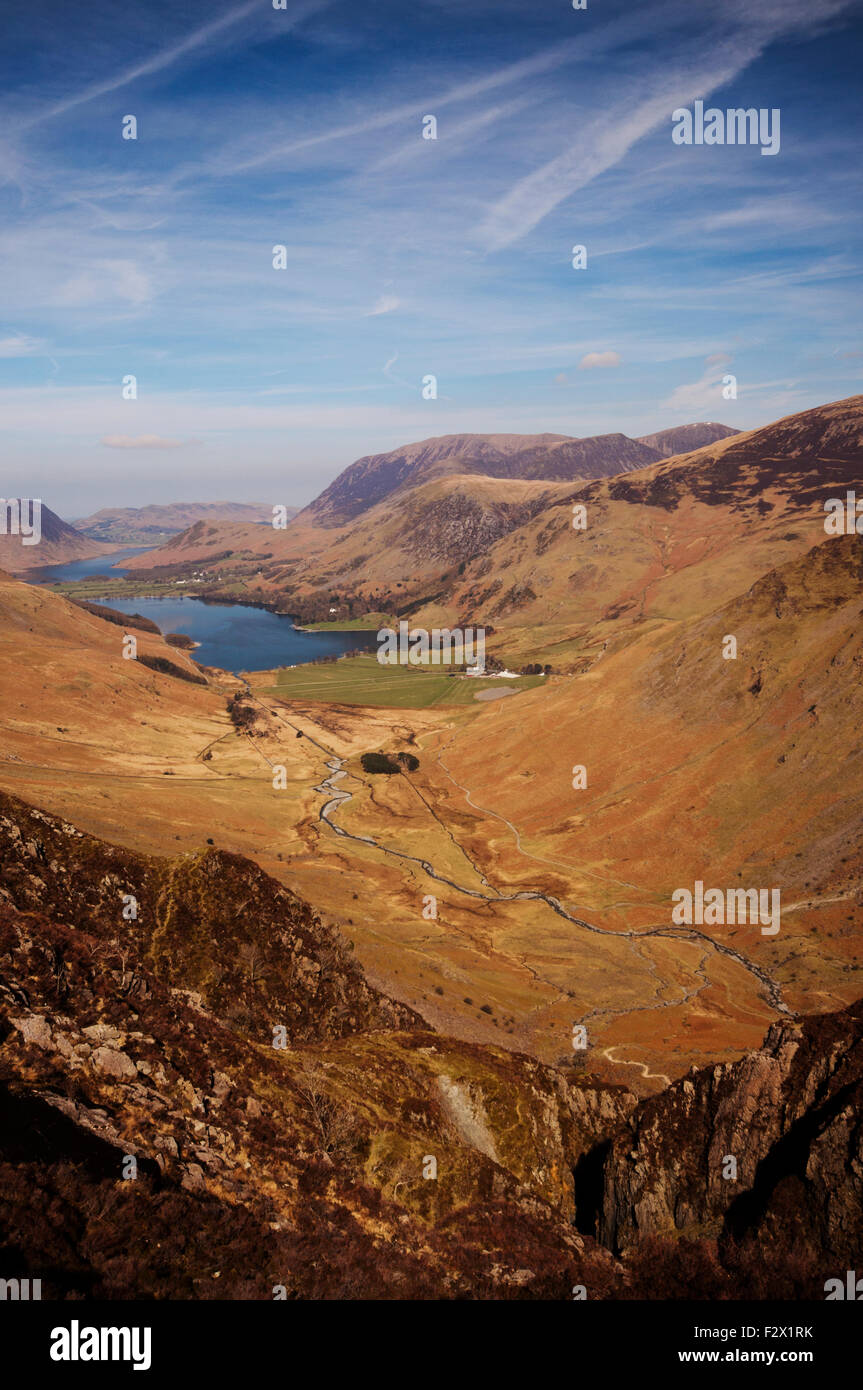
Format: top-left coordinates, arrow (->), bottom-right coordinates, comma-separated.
251,686 -> 791,1022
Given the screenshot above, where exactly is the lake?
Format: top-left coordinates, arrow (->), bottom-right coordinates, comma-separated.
28,547 -> 152,583
90,594 -> 377,674
31,550 -> 377,674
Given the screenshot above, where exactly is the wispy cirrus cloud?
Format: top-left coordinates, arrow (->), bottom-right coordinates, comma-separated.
365,294 -> 400,317
0,334 -> 45,357
663,354 -> 735,414
476,0 -> 858,250
17,0 -> 307,130
215,37 -> 585,177
0,0 -> 860,511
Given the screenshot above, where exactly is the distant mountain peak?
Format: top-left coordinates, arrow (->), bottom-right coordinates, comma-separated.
636,422 -> 740,457
306,429 -> 663,526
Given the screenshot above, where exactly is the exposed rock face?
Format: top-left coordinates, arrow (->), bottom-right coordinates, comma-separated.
408,491 -> 550,566
595,1002 -> 863,1266
0,896 -> 607,1298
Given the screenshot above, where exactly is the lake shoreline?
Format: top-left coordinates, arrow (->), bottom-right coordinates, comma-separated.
85,591 -> 378,676
54,582 -> 386,639
32,549 -> 380,673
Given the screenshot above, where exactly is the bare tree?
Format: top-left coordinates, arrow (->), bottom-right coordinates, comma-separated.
238,941 -> 269,988
295,1059 -> 362,1160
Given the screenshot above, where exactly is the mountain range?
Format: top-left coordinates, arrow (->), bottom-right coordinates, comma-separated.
305,428 -> 691,526
116,402 -> 861,652
4,423 -> 735,579
118,419 -> 740,623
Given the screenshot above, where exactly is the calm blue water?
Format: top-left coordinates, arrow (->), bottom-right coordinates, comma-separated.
89,595 -> 376,674
29,548 -> 151,583
31,548 -> 375,672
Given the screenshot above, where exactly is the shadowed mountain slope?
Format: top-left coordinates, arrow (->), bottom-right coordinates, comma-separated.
594,999 -> 863,1268
431,393 -> 863,655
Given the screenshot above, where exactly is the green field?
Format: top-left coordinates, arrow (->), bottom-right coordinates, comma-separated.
299,612 -> 397,631
251,654 -> 544,708
50,579 -> 184,601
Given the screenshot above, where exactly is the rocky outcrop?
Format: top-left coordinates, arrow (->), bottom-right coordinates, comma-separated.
408,492 -> 547,566
0,890 -> 619,1299
594,1002 -> 863,1266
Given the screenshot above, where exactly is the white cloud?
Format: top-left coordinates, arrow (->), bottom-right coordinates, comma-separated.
101,434 -> 194,450
476,0 -> 858,250
578,351 -> 621,370
221,36 -> 586,176
57,260 -> 153,308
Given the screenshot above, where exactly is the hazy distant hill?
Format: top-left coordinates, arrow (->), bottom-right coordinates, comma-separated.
636,422 -> 739,457
72,500 -> 295,546
0,502 -> 111,572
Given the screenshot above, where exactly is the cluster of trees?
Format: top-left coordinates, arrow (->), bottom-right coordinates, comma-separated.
72,599 -> 160,634
137,652 -> 207,686
226,694 -> 257,730
520,663 -> 553,675
360,752 -> 420,775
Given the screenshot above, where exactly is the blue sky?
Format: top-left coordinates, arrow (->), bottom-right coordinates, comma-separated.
1,0 -> 862,514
